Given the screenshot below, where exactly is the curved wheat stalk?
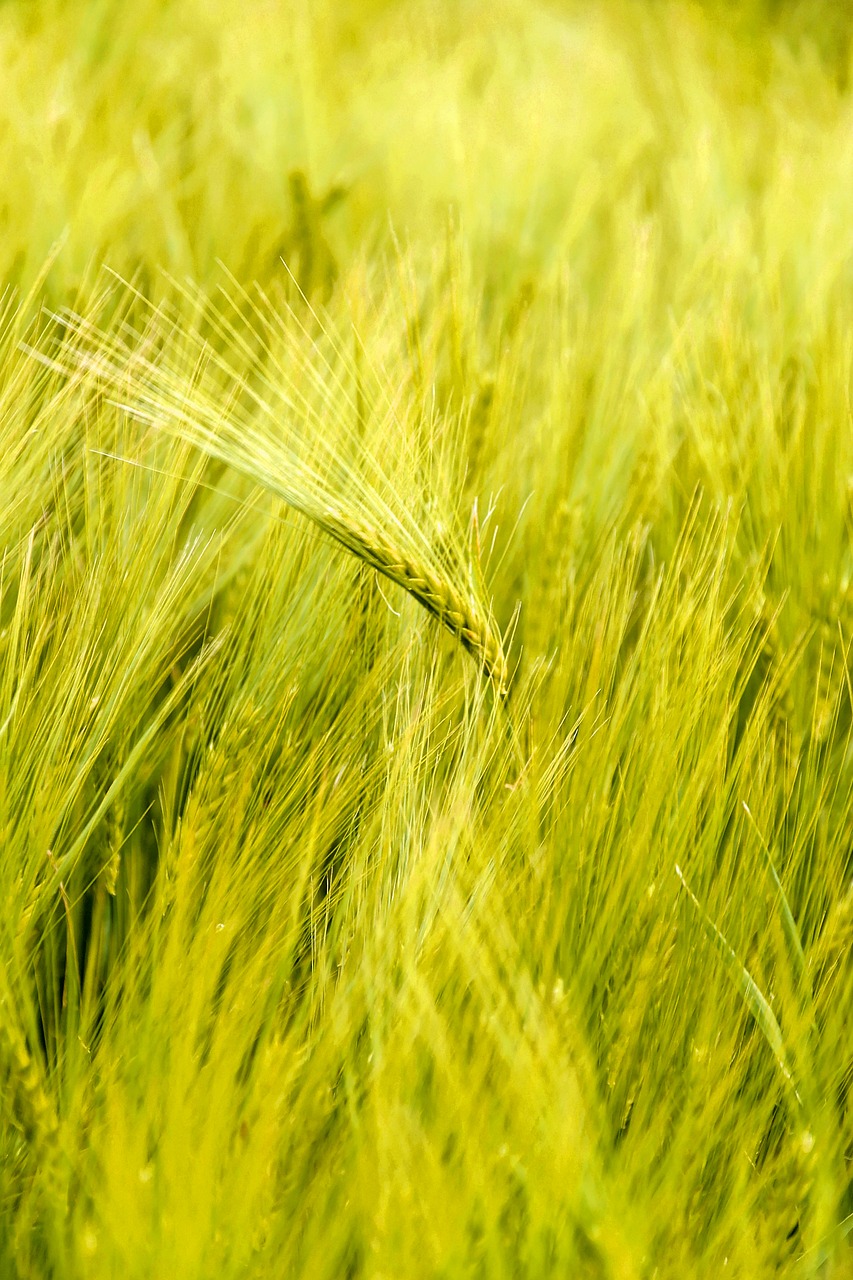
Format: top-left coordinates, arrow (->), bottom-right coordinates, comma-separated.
39,281 -> 510,697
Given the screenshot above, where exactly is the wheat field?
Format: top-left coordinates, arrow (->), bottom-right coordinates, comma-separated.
1,1 -> 853,1276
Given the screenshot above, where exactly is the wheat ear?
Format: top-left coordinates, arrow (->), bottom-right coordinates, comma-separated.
0,996 -> 59,1147
45,301 -> 511,697
321,507 -> 508,696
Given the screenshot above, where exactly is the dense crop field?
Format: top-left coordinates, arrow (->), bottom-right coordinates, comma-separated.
2,1 -> 853,1275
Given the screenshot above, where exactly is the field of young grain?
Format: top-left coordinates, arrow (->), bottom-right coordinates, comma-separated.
1,1 -> 852,1275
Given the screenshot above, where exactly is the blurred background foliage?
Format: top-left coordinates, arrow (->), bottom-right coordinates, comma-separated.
0,0 -> 851,303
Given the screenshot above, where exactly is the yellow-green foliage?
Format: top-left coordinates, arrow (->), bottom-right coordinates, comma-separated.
2,1 -> 853,1276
